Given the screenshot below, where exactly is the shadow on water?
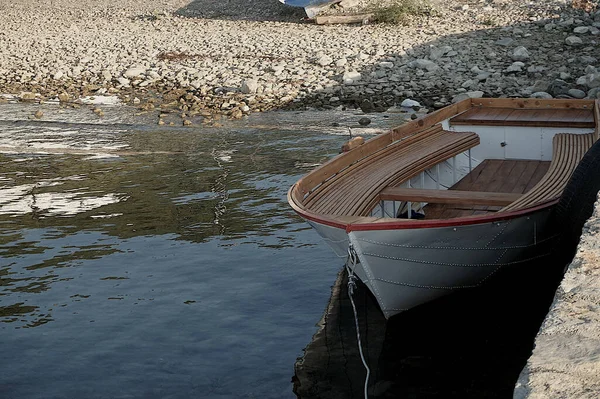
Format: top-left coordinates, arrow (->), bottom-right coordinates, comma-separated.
294,252 -> 570,398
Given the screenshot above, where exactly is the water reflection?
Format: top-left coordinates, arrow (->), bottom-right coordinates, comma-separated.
294,255 -> 567,398
0,107 -> 407,398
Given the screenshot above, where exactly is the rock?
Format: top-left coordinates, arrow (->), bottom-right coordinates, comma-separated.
568,88 -> 586,98
317,55 -> 333,66
241,79 -> 259,94
581,55 -> 597,64
531,92 -> 553,99
429,46 -> 452,60
565,36 -> 583,46
580,73 -> 600,88
58,92 -> 69,102
505,62 -> 525,73
335,58 -> 347,67
496,38 -> 514,47
124,67 -> 146,78
132,97 -> 140,104
400,99 -> 421,108
378,61 -> 394,68
358,117 -> 371,126
408,59 -> 439,72
359,99 -> 373,113
548,79 -> 570,96
34,110 -> 43,119
53,71 -> 64,80
19,92 -> 36,100
452,91 -> 484,103
343,71 -> 361,84
574,26 -> 590,34
117,77 -> 130,86
511,46 -> 531,61
183,119 -> 192,126
158,119 -> 165,126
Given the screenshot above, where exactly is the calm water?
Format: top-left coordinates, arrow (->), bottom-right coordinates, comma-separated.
0,103 -> 405,399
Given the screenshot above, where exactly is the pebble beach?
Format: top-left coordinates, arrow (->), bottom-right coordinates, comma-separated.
1,0 -> 600,124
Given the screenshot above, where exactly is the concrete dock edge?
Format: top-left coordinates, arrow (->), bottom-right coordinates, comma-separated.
514,199 -> 600,399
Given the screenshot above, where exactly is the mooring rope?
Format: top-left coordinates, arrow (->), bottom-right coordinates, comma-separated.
345,244 -> 371,399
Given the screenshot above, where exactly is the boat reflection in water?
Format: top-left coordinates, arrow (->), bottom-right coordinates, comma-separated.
293,252 -> 569,398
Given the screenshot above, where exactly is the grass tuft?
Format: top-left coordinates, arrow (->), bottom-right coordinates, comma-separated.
371,0 -> 436,25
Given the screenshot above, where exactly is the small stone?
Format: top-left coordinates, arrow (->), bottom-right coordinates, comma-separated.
565,36 -> 583,46
158,119 -> 165,126
335,58 -> 348,67
408,59 -> 439,72
378,61 -> 394,68
531,92 -> 553,99
574,26 -> 590,34
241,79 -> 259,94
410,113 -> 418,120
317,55 -> 333,66
496,38 -> 514,47
400,99 -> 421,108
34,110 -> 43,119
124,67 -> 146,78
19,92 -> 36,101
511,46 -> 530,61
452,91 -> 484,103
358,117 -> 371,126
567,88 -> 586,98
53,71 -> 64,80
183,119 -> 192,126
133,97 -> 140,105
117,77 -> 130,86
505,62 -> 525,73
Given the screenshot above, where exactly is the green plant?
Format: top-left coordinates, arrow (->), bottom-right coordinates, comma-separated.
371,0 -> 436,25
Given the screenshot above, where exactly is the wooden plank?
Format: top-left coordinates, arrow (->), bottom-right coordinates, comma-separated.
450,107 -> 595,128
469,98 -> 595,110
379,187 -> 522,206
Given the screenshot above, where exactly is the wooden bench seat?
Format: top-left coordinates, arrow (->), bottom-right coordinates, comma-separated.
450,107 -> 595,128
379,187 -> 522,206
304,126 -> 480,217
502,133 -> 594,211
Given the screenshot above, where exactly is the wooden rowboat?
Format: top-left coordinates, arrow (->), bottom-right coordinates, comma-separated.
288,98 -> 600,318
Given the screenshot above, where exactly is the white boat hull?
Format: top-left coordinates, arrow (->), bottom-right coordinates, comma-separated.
309,207 -> 556,318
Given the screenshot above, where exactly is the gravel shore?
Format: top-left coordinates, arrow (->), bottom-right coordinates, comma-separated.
1,0 -> 599,124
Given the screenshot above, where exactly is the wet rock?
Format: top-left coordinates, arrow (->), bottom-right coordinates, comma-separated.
358,117 -> 371,126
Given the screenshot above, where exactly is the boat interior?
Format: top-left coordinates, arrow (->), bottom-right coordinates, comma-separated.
289,98 -> 600,224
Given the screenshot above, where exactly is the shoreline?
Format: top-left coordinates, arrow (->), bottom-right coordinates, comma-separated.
1,0 -> 599,126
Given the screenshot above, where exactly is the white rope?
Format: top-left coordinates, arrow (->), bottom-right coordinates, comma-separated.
346,245 -> 371,399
